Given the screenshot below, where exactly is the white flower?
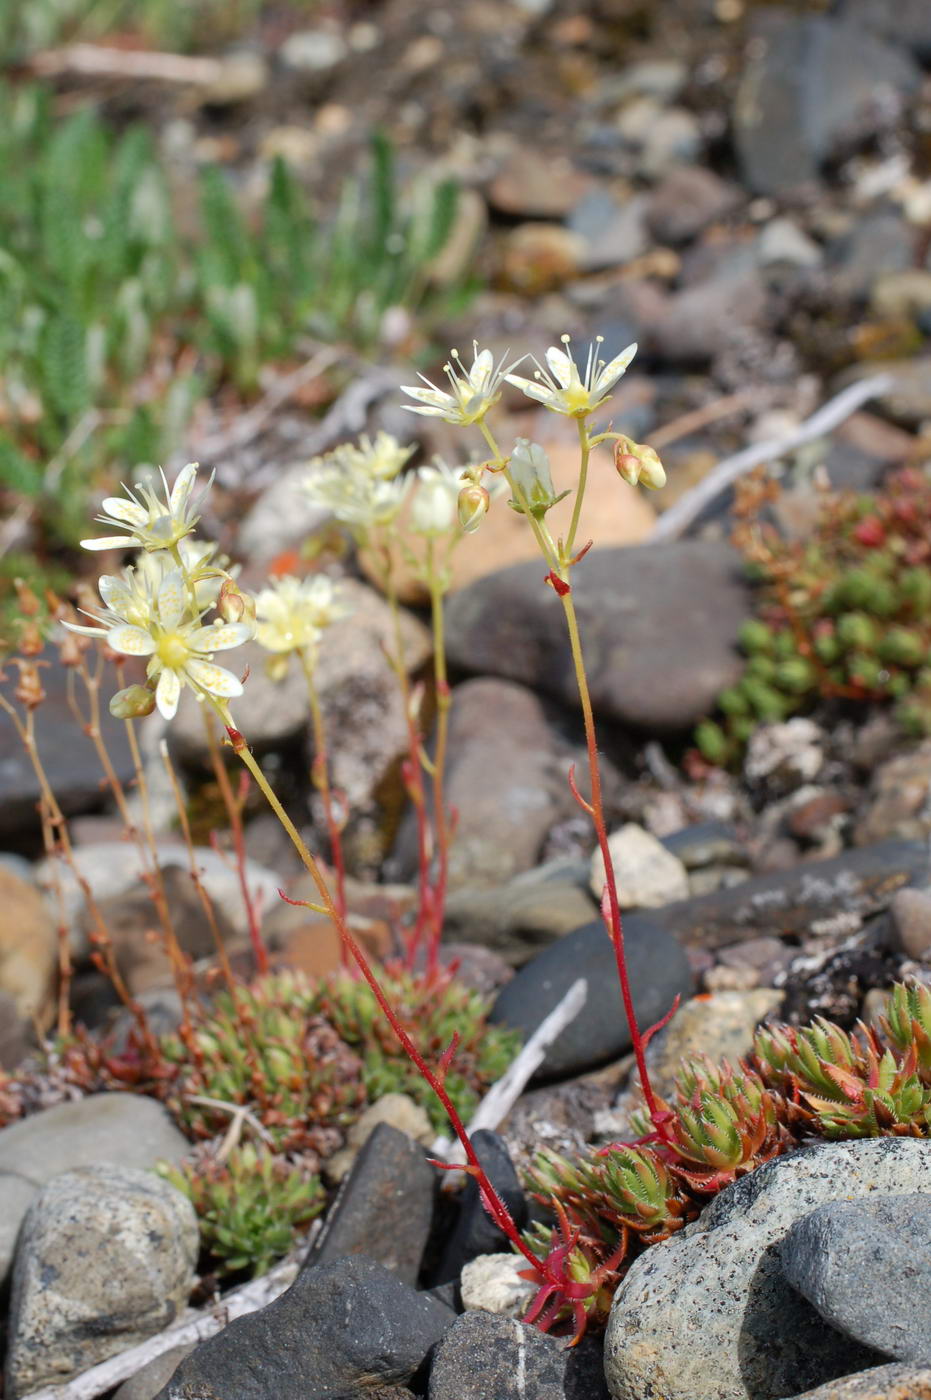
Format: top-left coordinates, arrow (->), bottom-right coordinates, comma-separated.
352,431 -> 415,481
409,461 -> 463,536
136,539 -> 232,611
304,459 -> 411,531
254,575 -> 349,655
66,566 -> 251,721
81,462 -> 210,553
506,336 -> 637,419
401,343 -> 519,426
507,439 -> 568,517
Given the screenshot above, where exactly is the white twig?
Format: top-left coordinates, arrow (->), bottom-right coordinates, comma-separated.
431,978 -> 588,1164
28,44 -> 223,85
648,373 -> 896,542
18,1234 -> 317,1400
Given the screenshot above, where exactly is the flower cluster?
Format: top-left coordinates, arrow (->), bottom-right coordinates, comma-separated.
68,463 -> 253,721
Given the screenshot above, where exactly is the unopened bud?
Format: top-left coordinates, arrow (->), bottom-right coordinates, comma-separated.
457,483 -> 490,534
508,439 -> 570,518
109,684 -> 157,719
217,578 -> 256,626
17,620 -> 44,657
14,578 -> 40,617
14,660 -> 46,710
613,436 -> 666,490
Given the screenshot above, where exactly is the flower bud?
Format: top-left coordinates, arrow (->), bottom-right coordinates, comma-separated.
109,684 -> 157,719
14,660 -> 46,710
613,436 -> 666,490
508,439 -> 569,518
14,578 -> 40,617
17,620 -> 44,657
217,578 -> 256,626
457,483 -> 490,534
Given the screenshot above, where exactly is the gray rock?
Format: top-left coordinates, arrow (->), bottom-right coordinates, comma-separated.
733,14 -> 920,194
662,822 -> 747,871
391,678 -> 568,889
827,212 -> 915,302
568,192 -> 649,272
590,824 -> 689,908
605,1139 -> 931,1400
0,1094 -> 191,1284
757,218 -> 823,269
646,166 -> 739,245
782,1194 -> 931,1364
0,654 -> 134,841
489,913 -> 693,1079
445,543 -> 750,733
5,1166 -> 198,1398
888,887 -> 931,960
639,839 -> 930,951
279,28 -> 348,73
652,262 -> 768,366
306,1123 -> 434,1285
854,742 -> 931,845
113,1344 -> 197,1400
786,1360 -> 931,1398
434,1130 -> 527,1285
429,1311 -> 609,1400
838,0 -> 931,61
443,878 -> 597,965
237,462 -> 330,563
843,359 -> 931,429
155,1256 -> 453,1400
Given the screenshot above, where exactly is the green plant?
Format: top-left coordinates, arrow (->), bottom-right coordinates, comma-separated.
524,980 -> 931,1338
696,466 -> 931,765
159,1142 -> 325,1276
313,965 -> 521,1133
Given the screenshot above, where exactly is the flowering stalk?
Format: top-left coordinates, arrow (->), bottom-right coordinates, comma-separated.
298,647 -> 348,925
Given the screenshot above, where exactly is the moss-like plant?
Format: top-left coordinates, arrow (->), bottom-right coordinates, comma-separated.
696,467 -> 931,766
159,1141 -> 325,1277
522,980 -> 931,1337
312,965 -> 522,1133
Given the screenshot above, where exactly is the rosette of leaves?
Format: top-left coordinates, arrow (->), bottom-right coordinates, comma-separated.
161,971 -> 366,1155
696,467 -> 931,766
159,1142 -> 325,1277
311,965 -> 521,1132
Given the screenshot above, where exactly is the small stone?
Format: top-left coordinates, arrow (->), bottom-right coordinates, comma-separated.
782,1195 -> 931,1364
786,790 -> 849,844
5,1166 -> 198,1397
488,150 -> 591,219
590,824 -> 690,909
443,878 -> 596,966
662,821 -> 747,871
646,165 -> 738,245
500,223 -> 585,295
854,742 -> 931,846
489,914 -> 693,1079
757,217 -> 823,269
155,1256 -> 452,1400
567,192 -> 649,272
651,262 -> 768,366
435,1131 -> 527,1284
0,866 -> 56,1025
871,270 -> 931,321
744,719 -> 825,791
324,1093 -> 433,1183
459,1253 -> 535,1318
429,1311 -> 601,1400
888,887 -> 931,959
279,29 -> 348,73
307,1124 -> 434,1285
202,52 -> 268,105
637,108 -> 703,178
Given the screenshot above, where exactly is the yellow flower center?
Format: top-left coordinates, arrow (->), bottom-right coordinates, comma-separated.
156,632 -> 191,670
563,384 -> 592,415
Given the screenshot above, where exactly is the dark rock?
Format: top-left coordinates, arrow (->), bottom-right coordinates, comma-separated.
661,821 -> 746,871
826,211 -> 915,303
787,1361 -> 931,1398
155,1256 -> 452,1400
445,543 -> 750,733
428,1311 -> 608,1400
0,654 -> 134,843
434,1130 -> 527,1285
652,261 -> 769,366
489,913 -> 693,1079
305,1124 -> 434,1286
646,165 -> 739,245
390,678 -> 569,889
782,1195 -> 931,1365
733,14 -> 921,195
112,1344 -> 197,1400
641,840 -> 930,951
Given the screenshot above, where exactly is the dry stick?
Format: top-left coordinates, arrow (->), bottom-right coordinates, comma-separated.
26,44 -> 224,84
648,373 -> 895,542
648,388 -> 755,452
17,1239 -> 317,1400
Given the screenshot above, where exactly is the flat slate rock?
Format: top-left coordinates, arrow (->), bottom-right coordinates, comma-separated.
489,913 -> 693,1079
433,1130 -> 528,1284
155,1256 -> 452,1400
782,1195 -> 931,1365
305,1123 -> 435,1285
445,542 -> 750,732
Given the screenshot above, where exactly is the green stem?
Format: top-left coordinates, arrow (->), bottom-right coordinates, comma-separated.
426,539 -> 451,976
300,646 -> 348,925
563,417 -> 590,565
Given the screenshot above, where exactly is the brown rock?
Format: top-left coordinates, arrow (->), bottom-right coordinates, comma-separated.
854,742 -> 931,846
0,989 -> 31,1070
0,867 -> 56,1027
888,887 -> 931,960
788,1362 -> 931,1399
787,790 -> 849,843
646,165 -> 740,245
500,223 -> 585,295
270,912 -> 394,980
487,149 -> 592,219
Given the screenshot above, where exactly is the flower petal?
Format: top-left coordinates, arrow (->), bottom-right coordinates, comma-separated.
106,624 -> 157,656
80,534 -> 137,551
169,462 -> 198,514
400,403 -> 448,417
185,658 -> 244,698
400,384 -> 452,409
61,620 -> 107,638
545,346 -> 576,389
157,569 -> 187,631
156,667 -> 181,720
100,498 -> 149,527
507,378 -> 557,407
593,342 -> 637,395
189,622 -> 253,652
468,348 -> 494,392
